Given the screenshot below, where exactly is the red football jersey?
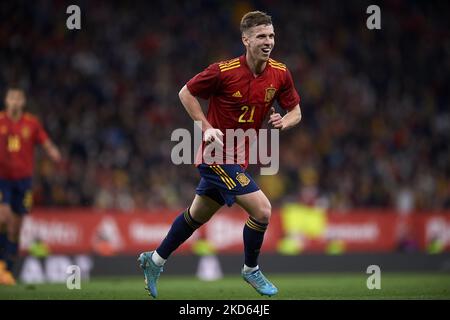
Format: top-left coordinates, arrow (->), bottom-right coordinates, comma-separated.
186,55 -> 300,167
0,112 -> 49,179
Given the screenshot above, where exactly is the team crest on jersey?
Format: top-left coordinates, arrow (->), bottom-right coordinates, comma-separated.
21,126 -> 31,139
264,87 -> 277,102
236,173 -> 250,187
0,126 -> 7,135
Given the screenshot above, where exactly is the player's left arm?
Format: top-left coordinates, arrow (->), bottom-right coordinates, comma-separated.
269,104 -> 301,130
42,139 -> 62,163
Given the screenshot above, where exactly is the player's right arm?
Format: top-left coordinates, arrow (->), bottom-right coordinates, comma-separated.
179,85 -> 223,146
180,63 -> 224,146
179,85 -> 212,131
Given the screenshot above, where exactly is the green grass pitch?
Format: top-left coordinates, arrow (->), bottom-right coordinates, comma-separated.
1,273 -> 449,300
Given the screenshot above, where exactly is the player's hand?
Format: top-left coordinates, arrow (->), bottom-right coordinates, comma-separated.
268,107 -> 284,129
49,148 -> 62,163
44,141 -> 62,163
204,128 -> 224,147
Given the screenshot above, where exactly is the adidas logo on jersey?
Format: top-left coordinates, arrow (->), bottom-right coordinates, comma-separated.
232,91 -> 242,98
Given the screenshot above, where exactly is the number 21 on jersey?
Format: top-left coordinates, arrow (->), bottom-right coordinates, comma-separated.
238,105 -> 255,123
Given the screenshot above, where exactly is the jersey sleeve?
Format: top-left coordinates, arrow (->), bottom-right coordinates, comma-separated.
277,68 -> 300,111
34,119 -> 49,145
186,63 -> 221,99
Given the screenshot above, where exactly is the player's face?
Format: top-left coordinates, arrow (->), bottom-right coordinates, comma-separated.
5,89 -> 26,113
243,24 -> 275,62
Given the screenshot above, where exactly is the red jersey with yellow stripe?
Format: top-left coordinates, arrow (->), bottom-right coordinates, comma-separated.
0,112 -> 49,179
186,55 -> 300,167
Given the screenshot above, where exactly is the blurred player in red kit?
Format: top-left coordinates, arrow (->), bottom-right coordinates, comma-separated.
138,11 -> 302,298
0,87 -> 61,285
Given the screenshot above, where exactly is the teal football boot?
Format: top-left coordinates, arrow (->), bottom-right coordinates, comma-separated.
137,251 -> 163,298
242,268 -> 278,297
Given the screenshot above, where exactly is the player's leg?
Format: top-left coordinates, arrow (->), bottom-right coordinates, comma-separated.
236,189 -> 271,267
201,164 -> 272,271
190,164 -> 277,295
138,189 -> 223,298
4,213 -> 22,272
236,190 -> 278,296
0,179 -> 13,279
153,194 -> 222,264
0,179 -> 20,285
1,178 -> 32,285
0,204 -> 12,274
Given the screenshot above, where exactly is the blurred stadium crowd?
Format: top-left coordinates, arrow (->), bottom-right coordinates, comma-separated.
0,0 -> 448,212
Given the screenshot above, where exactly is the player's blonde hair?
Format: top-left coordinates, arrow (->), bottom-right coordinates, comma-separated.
240,11 -> 272,34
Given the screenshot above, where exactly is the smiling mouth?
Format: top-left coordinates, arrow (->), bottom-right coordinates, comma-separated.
261,48 -> 271,55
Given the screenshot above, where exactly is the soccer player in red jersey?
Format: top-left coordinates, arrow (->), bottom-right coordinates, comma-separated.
0,87 -> 61,285
138,11 -> 302,297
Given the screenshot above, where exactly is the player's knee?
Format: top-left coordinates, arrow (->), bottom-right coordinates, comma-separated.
189,203 -> 215,224
0,204 -> 8,214
190,210 -> 213,224
189,196 -> 221,224
254,201 -> 272,224
0,205 -> 12,224
7,219 -> 22,241
7,230 -> 20,242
